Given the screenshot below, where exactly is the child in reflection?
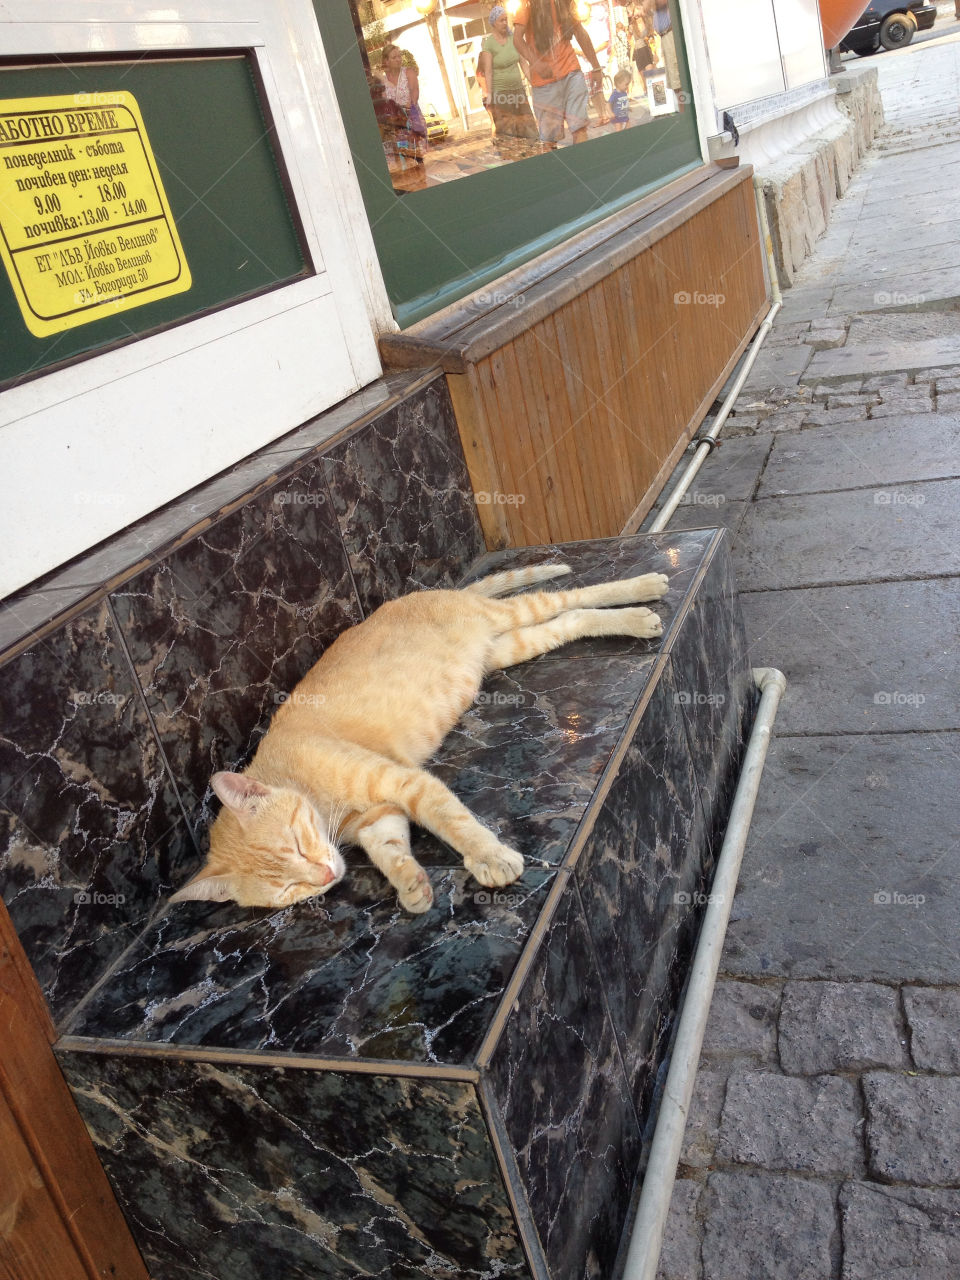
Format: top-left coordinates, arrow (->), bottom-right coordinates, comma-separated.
608,69 -> 631,130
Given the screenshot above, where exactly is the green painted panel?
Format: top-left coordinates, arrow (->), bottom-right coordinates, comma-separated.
315,0 -> 701,326
0,56 -> 309,387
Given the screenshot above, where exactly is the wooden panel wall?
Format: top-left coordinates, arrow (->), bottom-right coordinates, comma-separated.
448,179 -> 767,548
0,903 -> 149,1280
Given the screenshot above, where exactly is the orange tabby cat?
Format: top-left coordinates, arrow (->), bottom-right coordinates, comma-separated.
171,563 -> 668,914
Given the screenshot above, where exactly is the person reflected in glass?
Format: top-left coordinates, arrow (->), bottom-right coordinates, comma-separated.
512,0 -> 603,151
612,21 -> 633,87
646,0 -> 683,111
608,69 -> 631,130
379,43 -> 428,164
478,5 -> 539,157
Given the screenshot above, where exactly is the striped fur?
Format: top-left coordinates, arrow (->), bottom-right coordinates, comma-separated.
171,564 -> 669,913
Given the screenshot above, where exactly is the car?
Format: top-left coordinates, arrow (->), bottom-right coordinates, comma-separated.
421,104 -> 448,142
839,1 -> 936,54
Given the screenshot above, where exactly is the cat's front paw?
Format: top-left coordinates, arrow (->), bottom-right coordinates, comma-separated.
634,572 -> 669,601
465,842 -> 524,888
395,857 -> 434,914
623,606 -> 663,640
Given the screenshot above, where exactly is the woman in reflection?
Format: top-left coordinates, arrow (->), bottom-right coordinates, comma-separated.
379,43 -> 428,163
477,5 -> 539,155
512,0 -> 603,150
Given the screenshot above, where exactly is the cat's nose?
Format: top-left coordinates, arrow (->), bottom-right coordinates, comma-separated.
316,849 -> 346,888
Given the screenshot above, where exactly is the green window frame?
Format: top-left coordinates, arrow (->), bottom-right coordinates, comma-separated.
314,1 -> 702,327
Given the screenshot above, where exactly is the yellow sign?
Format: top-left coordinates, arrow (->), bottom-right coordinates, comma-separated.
0,92 -> 191,337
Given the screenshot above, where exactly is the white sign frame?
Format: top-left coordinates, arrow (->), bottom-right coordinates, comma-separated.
0,0 -> 390,598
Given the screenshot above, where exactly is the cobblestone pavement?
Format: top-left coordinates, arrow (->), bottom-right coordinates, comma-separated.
646,32 -> 960,1280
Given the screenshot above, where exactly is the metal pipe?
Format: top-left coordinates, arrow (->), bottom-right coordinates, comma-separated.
648,173 -> 783,534
619,666 -> 787,1280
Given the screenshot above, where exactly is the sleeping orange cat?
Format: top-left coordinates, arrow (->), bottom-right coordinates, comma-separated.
171,563 -> 668,914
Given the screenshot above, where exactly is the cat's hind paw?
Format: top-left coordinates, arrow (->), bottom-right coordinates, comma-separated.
465,842 -> 524,888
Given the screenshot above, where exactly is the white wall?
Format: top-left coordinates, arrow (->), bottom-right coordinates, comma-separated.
694,0 -> 826,113
0,0 -> 390,599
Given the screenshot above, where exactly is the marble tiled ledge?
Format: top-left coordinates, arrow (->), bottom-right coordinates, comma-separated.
0,370 -> 485,1022
57,530 -> 757,1280
0,366 -> 442,661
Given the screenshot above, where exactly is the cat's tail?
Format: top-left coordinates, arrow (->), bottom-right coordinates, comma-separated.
465,563 -> 572,597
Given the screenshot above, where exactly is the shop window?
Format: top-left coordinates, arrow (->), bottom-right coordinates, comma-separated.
319,0 -> 701,324
354,0 -> 690,194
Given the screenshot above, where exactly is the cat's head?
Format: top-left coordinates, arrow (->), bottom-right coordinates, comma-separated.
170,771 -> 346,909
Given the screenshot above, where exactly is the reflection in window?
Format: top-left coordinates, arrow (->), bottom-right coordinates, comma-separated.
352,0 -> 689,194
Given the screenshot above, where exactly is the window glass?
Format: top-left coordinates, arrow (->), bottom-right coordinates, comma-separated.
354,0 -> 691,195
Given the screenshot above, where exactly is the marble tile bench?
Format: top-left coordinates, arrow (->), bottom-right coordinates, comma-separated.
0,369 -> 756,1280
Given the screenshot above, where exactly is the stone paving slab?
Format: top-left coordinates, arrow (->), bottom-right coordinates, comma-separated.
739,578 -> 960,735
778,980 -> 908,1074
679,1068 -> 728,1169
656,1178 -> 702,1280
701,979 -> 781,1061
805,334 -> 960,380
656,500 -> 749,538
903,986 -> 960,1071
700,1172 -> 838,1280
863,1073 -> 960,1186
757,414 -> 960,498
721,733 -> 960,984
848,215 -> 960,255
717,1071 -> 863,1176
734,479 -> 960,591
840,1181 -> 960,1280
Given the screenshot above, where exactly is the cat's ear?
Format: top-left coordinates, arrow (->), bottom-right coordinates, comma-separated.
210,771 -> 272,819
169,871 -> 238,904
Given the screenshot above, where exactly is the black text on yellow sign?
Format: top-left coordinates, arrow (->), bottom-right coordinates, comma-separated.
0,92 -> 191,338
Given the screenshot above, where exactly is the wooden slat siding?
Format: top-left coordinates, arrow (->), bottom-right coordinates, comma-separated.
551,292 -> 619,539
514,322 -> 573,543
491,339 -> 549,534
386,170 -> 767,548
584,280 -> 637,523
544,307 -> 596,540
0,903 -> 150,1280
447,368 -> 511,548
538,312 -> 592,540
